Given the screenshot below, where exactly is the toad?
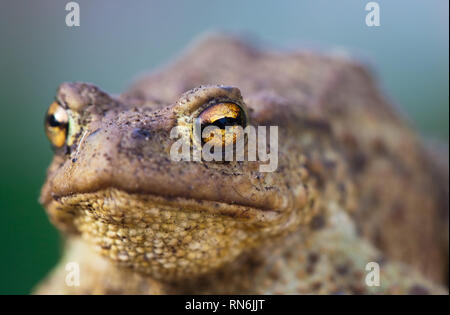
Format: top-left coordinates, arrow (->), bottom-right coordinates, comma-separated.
36,35 -> 448,294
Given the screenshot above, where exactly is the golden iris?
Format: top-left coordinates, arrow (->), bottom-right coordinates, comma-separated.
198,102 -> 246,147
45,102 -> 69,147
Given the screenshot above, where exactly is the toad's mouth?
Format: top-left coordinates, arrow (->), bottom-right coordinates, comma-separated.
40,161 -> 290,217
42,187 -> 283,234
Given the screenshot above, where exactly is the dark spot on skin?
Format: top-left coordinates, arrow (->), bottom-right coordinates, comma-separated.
131,128 -> 151,140
307,252 -> 320,265
349,285 -> 366,295
323,159 -> 336,170
268,269 -> 279,280
336,264 -> 349,276
409,285 -> 430,295
337,182 -> 346,194
372,138 -> 388,155
314,175 -> 325,189
64,145 -> 71,155
301,119 -> 331,134
354,224 -> 363,237
310,215 -> 326,230
101,244 -> 111,250
376,256 -> 386,267
284,250 -> 293,260
306,265 -> 315,275
391,155 -> 411,177
351,152 -> 367,173
311,282 -> 322,291
246,256 -> 264,270
391,202 -> 405,222
373,228 -> 384,249
342,133 -> 358,150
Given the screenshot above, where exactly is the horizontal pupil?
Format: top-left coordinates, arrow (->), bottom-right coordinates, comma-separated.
48,114 -> 63,127
211,117 -> 240,129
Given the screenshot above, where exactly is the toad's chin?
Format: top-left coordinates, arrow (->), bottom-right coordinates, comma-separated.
42,187 -> 291,280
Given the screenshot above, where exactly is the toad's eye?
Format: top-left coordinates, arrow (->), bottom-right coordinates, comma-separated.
197,102 -> 247,147
45,102 -> 69,148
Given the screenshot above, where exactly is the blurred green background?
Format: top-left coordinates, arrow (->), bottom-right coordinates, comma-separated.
0,0 -> 448,294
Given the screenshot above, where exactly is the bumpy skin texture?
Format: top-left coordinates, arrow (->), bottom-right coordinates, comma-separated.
37,35 -> 448,294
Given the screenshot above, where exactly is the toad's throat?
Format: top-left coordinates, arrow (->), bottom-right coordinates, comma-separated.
44,188 -> 291,280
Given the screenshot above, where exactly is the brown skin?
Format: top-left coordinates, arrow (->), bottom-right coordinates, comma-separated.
37,35 -> 448,294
